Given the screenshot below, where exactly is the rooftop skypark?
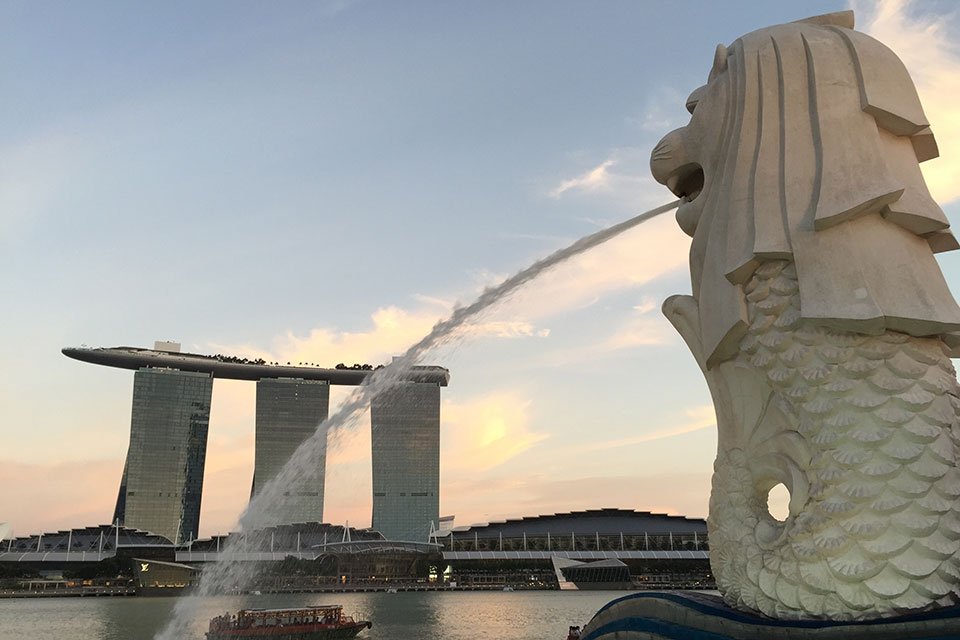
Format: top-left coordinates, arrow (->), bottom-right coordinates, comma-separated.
62,345 -> 450,386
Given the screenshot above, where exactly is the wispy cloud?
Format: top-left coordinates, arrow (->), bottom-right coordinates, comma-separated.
549,86 -> 690,203
627,86 -> 689,134
442,392 -> 548,472
632,297 -> 659,314
855,0 -> 960,204
543,87 -> 688,206
459,321 -> 550,339
428,403 -> 720,525
498,230 -> 572,243
546,147 -> 676,219
581,404 -> 716,452
600,296 -> 672,351
487,212 -> 689,321
293,390 -> 550,529
531,298 -> 674,369
441,472 -> 713,526
550,159 -> 617,198
411,293 -> 455,309
274,306 -> 440,366
208,302 -> 549,372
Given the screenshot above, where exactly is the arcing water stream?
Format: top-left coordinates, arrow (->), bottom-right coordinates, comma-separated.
155,198 -> 679,639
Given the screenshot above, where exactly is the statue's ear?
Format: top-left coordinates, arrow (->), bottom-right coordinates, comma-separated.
803,32 -> 903,231
829,29 -> 949,237
911,126 -> 939,163
795,10 -> 854,29
926,229 -> 960,254
834,28 -> 931,139
876,128 -> 949,235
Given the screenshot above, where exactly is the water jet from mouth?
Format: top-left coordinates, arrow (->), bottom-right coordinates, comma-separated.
154,198 -> 680,640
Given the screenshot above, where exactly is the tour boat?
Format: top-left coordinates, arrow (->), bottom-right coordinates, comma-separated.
206,606 -> 372,639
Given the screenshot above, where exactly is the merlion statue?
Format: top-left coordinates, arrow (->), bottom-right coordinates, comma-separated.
652,11 -> 960,620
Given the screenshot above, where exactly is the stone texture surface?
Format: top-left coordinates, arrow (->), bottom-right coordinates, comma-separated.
649,10 -> 960,621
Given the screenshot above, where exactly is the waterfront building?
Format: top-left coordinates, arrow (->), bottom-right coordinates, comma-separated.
62,344 -> 450,541
114,368 -> 212,544
439,509 -> 713,590
370,381 -> 441,542
252,378 -> 330,523
442,508 -> 708,554
1,510 -> 712,592
133,558 -> 200,595
0,524 -> 173,565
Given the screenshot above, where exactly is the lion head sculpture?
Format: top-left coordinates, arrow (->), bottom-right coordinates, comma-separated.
650,10 -> 960,369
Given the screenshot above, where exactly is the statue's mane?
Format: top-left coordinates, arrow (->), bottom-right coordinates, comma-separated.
691,13 -> 960,367
793,9 -> 854,29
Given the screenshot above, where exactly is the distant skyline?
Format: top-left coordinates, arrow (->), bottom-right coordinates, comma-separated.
4,0 -> 960,539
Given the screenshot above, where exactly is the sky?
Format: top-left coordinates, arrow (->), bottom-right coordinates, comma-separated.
4,0 -> 960,539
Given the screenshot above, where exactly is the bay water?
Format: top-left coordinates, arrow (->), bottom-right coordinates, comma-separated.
0,590 -> 624,640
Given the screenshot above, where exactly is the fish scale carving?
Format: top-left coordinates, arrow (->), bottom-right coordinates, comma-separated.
708,260 -> 960,620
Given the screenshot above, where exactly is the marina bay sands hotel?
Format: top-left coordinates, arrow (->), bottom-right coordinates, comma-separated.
62,343 -> 449,545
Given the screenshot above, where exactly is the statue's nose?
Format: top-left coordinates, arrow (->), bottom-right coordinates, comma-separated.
650,128 -> 688,185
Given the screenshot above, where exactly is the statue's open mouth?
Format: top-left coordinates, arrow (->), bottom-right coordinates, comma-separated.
666,163 -> 704,203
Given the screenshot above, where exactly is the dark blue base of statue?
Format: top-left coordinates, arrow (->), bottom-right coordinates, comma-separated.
581,592 -> 960,640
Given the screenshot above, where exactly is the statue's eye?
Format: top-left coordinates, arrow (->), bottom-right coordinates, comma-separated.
686,85 -> 706,115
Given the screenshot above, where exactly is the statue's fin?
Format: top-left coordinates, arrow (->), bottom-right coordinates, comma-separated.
795,10 -> 854,29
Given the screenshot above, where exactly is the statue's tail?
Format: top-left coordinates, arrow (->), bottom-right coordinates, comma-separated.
707,260 -> 960,620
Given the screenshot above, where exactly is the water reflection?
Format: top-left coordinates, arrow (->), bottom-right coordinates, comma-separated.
0,591 -> 621,640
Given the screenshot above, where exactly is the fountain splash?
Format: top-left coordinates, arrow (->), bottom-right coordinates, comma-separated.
154,198 -> 679,639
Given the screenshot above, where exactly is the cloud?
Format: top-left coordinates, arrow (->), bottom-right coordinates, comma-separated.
459,321 -> 550,339
209,303 -> 551,372
437,404 -> 719,525
632,296 -> 659,314
598,297 -> 673,352
488,211 -> 689,321
548,151 -> 670,208
291,394 -> 721,529
550,159 -> 616,198
273,306 -> 442,367
412,293 -> 455,309
855,0 -> 960,203
546,87 -> 689,204
191,387 -> 555,532
441,472 -> 713,526
628,87 -> 689,134
580,404 -> 716,452
276,390 -> 551,529
533,298 -> 675,368
442,392 -> 548,472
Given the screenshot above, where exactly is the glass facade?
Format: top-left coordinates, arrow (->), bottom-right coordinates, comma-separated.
370,382 -> 440,542
252,378 -> 329,524
114,368 -> 212,544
